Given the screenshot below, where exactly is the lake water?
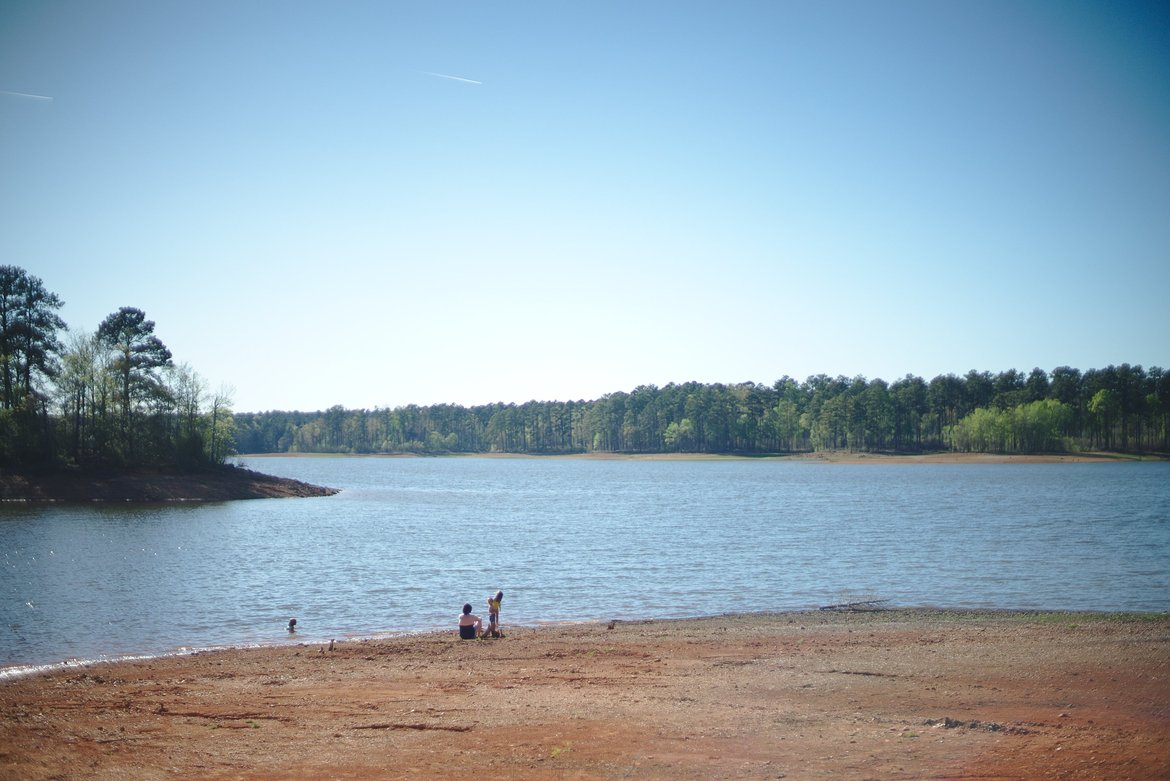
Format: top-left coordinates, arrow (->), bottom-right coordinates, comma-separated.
2,457 -> 1168,675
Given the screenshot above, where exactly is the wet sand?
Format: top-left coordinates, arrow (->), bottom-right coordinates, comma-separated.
2,610 -> 1167,780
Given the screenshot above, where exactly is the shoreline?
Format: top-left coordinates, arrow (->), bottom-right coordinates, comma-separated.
4,606 -> 1159,683
4,607 -> 1165,678
3,609 -> 1167,779
0,464 -> 339,503
242,450 -> 1166,464
6,606 -> 1167,685
4,452 -> 1154,503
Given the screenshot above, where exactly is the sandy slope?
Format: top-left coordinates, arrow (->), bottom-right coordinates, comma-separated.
2,610 -> 1167,780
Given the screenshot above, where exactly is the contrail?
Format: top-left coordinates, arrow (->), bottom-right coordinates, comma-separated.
417,71 -> 482,86
0,90 -> 54,102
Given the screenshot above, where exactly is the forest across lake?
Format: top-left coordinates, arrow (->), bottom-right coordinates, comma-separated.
2,265 -> 1166,470
233,367 -> 1170,457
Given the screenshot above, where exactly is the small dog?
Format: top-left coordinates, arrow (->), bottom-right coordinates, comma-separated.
287,618 -> 297,633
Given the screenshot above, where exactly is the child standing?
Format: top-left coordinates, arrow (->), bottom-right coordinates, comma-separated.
487,590 -> 503,637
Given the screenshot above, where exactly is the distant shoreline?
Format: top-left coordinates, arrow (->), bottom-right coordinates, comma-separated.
8,451 -> 1153,503
240,450 -> 1165,464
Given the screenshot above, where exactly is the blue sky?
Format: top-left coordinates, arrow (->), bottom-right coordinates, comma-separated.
2,1 -> 1167,412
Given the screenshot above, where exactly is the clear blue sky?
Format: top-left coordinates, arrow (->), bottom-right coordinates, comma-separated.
2,1 -> 1167,412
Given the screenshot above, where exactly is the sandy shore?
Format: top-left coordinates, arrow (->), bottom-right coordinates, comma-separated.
2,610 -> 1167,780
785,451 -> 1166,465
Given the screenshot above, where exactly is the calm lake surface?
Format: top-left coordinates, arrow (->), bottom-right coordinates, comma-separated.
2,457 -> 1168,674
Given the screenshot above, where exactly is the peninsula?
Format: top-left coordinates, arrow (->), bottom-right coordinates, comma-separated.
0,465 -> 338,503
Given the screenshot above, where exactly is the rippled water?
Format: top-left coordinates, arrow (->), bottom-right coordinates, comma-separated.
2,457 -> 1168,673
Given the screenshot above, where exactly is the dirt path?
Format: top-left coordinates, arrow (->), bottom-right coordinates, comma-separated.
2,610 -> 1167,780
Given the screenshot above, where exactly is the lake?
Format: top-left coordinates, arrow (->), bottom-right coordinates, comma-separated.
2,456 -> 1168,675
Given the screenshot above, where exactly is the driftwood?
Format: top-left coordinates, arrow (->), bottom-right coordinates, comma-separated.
818,599 -> 889,612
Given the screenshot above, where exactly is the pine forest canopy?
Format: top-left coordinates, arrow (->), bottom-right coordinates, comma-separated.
234,365 -> 1169,458
1,266 -> 1167,467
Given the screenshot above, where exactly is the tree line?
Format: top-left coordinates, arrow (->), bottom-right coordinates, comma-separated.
5,265 -> 1166,465
235,365 -> 1169,457
0,266 -> 233,468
